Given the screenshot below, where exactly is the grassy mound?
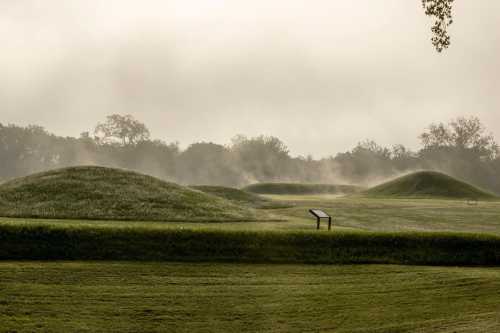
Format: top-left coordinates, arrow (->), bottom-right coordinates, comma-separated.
243,182 -> 362,195
0,166 -> 263,221
190,185 -> 291,209
365,171 -> 497,199
190,186 -> 269,206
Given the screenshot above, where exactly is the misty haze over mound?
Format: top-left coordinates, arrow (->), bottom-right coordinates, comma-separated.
1,1 -> 500,157
365,171 -> 497,199
1,115 -> 500,195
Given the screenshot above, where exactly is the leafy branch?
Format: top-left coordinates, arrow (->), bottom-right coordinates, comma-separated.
422,0 -> 454,52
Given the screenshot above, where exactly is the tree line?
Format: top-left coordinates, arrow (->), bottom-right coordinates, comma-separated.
1,115 -> 500,194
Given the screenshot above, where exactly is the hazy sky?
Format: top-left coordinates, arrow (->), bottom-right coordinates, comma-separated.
1,1 -> 499,157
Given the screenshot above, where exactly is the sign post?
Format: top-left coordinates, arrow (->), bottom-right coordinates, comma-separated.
308,209 -> 332,230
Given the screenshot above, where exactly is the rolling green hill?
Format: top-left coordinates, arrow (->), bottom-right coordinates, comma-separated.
0,166 -> 264,221
365,171 -> 497,199
243,182 -> 362,195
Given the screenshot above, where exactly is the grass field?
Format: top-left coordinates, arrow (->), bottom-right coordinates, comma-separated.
3,195 -> 500,234
264,195 -> 500,235
2,170 -> 500,332
1,195 -> 500,266
1,262 -> 500,333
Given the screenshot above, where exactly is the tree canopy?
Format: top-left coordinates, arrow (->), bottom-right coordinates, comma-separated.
420,117 -> 499,160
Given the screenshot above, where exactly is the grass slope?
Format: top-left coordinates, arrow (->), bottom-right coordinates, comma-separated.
191,185 -> 292,209
243,182 -> 362,195
1,222 -> 499,265
0,166 -> 263,222
365,171 -> 497,199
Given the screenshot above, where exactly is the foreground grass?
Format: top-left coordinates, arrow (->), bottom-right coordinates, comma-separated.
1,262 -> 500,332
0,222 -> 499,265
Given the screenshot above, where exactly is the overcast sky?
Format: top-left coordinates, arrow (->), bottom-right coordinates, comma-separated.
1,1 -> 499,157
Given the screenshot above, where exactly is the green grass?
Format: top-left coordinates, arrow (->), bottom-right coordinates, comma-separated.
364,171 -> 497,199
5,194 -> 500,234
243,182 -> 362,195
3,194 -> 500,264
0,166 -> 269,222
2,189 -> 500,331
1,262 -> 500,332
190,185 -> 292,209
263,195 -> 500,235
1,222 -> 499,265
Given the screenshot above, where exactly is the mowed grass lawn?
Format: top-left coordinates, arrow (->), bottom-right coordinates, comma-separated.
263,195 -> 500,235
1,262 -> 500,333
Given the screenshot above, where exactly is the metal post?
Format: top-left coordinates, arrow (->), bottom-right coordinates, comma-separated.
328,217 -> 332,231
317,217 -> 320,230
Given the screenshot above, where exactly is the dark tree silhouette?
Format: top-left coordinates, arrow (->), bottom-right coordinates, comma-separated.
420,117 -> 499,160
422,0 -> 454,52
94,114 -> 150,146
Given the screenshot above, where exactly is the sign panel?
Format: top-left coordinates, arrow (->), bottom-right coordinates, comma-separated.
310,209 -> 330,218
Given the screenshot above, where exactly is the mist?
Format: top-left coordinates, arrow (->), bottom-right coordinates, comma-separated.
1,1 -> 500,192
1,1 -> 500,158
1,113 -> 500,197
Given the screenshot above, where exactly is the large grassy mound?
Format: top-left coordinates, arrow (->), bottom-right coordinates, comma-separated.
243,183 -> 362,195
0,166 -> 263,221
365,171 -> 497,199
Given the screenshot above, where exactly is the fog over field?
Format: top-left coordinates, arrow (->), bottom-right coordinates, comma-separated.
3,5 -> 500,332
1,0 -> 499,157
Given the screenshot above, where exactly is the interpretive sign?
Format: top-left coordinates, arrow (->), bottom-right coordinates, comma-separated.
308,209 -> 332,230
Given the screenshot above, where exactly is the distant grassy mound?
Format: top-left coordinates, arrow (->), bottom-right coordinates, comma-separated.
365,171 -> 497,199
243,183 -> 362,195
0,166 -> 264,221
191,186 -> 268,206
190,185 -> 291,209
